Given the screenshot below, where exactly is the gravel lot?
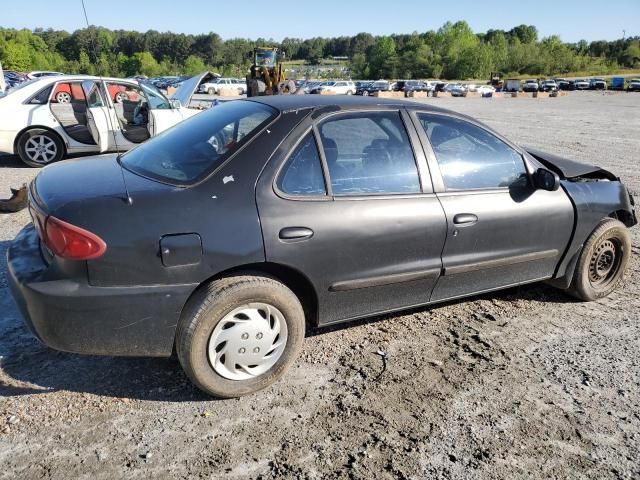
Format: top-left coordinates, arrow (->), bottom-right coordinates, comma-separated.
1,91 -> 639,479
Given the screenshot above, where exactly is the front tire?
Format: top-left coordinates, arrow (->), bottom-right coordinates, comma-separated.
208,87 -> 216,95
567,218 -> 631,301
176,274 -> 306,398
17,129 -> 65,168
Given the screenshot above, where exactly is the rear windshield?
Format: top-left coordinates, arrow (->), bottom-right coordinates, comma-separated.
121,101 -> 277,185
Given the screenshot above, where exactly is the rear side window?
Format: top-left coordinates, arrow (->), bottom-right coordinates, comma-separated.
28,85 -> 53,104
278,133 -> 326,196
121,101 -> 276,184
417,113 -> 528,190
318,112 -> 420,195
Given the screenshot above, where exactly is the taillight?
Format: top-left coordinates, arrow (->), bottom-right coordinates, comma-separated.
44,216 -> 107,260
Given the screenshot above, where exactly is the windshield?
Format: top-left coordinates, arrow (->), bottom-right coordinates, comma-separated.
121,101 -> 277,184
255,49 -> 277,67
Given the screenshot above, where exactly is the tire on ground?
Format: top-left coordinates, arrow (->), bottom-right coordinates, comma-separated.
16,128 -> 65,168
176,274 -> 306,398
567,218 -> 631,301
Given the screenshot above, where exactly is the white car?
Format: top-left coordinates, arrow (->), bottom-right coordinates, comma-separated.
0,74 -> 204,167
317,81 -> 356,95
199,78 -> 246,95
475,85 -> 496,95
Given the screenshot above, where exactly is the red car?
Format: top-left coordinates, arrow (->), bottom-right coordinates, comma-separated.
52,82 -> 139,103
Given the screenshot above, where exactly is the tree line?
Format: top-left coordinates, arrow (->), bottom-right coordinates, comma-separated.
1,21 -> 639,80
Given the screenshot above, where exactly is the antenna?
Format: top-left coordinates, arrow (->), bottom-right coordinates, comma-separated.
81,0 -> 133,205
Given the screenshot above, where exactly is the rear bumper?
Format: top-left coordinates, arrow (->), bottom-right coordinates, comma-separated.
7,225 -> 196,357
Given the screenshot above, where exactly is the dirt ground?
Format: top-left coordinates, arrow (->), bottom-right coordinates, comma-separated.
1,91 -> 639,479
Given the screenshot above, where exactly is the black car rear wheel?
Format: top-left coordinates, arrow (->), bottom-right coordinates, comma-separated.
176,274 -> 306,398
567,218 -> 630,301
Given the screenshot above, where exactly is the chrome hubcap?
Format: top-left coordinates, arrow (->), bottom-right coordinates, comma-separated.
57,92 -> 71,103
207,302 -> 288,381
25,135 -> 57,164
589,239 -> 619,286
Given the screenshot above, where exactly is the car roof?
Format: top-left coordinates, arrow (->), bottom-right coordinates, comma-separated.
247,94 -> 452,114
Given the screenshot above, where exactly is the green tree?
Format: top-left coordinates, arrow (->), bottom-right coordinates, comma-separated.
183,54 -> 206,75
369,36 -> 397,78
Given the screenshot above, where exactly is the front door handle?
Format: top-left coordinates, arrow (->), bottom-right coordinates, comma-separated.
453,213 -> 478,226
279,227 -> 314,241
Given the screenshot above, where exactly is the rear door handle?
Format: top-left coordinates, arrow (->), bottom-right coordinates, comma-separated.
453,213 -> 478,226
279,227 -> 314,241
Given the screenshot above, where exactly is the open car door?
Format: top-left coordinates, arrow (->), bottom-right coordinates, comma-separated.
137,81 -> 185,136
81,80 -> 110,152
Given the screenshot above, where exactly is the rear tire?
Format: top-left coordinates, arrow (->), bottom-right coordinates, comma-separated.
17,129 -> 65,168
567,218 -> 631,301
208,87 -> 216,95
176,274 -> 306,398
55,91 -> 71,103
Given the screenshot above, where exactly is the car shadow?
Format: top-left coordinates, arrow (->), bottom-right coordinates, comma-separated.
0,154 -> 27,169
0,235 -> 575,401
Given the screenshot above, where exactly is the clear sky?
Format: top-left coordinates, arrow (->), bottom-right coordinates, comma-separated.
2,0 -> 638,42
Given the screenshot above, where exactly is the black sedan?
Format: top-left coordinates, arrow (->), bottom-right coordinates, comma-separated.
8,96 -> 636,398
356,80 -> 390,96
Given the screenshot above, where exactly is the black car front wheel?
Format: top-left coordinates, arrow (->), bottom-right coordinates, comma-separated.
176,274 -> 306,398
568,218 -> 631,301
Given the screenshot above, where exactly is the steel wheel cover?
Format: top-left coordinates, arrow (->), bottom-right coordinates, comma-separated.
24,135 -> 57,164
589,238 -> 621,287
207,302 -> 288,381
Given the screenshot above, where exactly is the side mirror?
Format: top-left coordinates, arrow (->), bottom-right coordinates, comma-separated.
534,168 -> 560,191
170,99 -> 182,109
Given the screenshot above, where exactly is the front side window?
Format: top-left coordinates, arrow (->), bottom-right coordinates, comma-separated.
277,133 -> 326,196
417,113 -> 528,191
138,82 -> 171,110
319,112 -> 420,195
121,101 -> 276,184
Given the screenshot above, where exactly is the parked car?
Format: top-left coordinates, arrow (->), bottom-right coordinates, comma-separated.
627,79 -> 640,92
539,80 -> 558,92
610,77 -> 625,91
0,74 -> 204,167
301,81 -> 322,94
26,71 -> 64,79
53,82 -> 139,104
475,85 -> 496,96
199,78 -> 246,95
316,81 -> 356,95
449,84 -> 467,96
522,80 -> 539,92
356,80 -> 391,96
555,78 -> 572,90
8,96 -> 635,398
589,78 -> 607,90
574,79 -> 590,90
395,80 -> 432,95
